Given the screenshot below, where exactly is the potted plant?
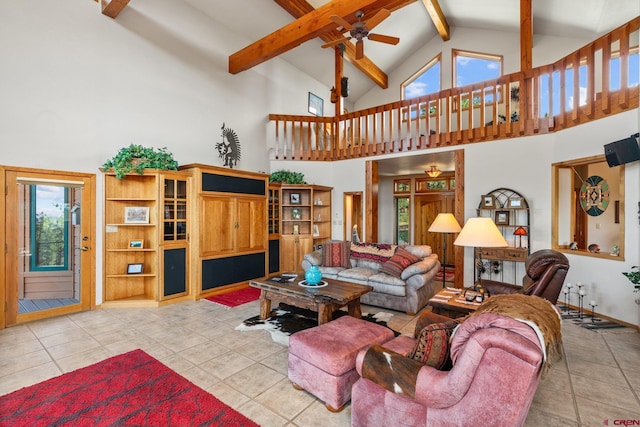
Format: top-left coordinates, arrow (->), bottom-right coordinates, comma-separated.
103,144 -> 179,179
623,266 -> 640,292
269,170 -> 306,184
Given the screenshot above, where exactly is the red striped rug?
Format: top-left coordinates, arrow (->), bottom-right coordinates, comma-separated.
0,349 -> 258,426
206,287 -> 261,307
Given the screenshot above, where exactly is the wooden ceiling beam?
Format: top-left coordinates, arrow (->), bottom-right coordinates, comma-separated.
229,0 -> 414,77
101,0 -> 130,19
421,0 -> 450,41
272,0 -> 408,89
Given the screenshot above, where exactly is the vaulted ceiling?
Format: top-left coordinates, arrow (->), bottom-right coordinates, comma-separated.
103,0 -> 638,102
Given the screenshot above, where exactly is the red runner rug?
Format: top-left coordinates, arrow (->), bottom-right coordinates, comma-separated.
206,287 -> 261,307
434,267 -> 455,282
0,349 -> 258,427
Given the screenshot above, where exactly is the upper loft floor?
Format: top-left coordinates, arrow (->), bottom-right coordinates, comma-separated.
269,18 -> 639,162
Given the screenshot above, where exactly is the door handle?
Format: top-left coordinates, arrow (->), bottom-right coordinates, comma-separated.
81,246 -> 89,251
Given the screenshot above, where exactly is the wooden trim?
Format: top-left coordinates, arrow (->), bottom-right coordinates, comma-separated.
365,160 -> 378,243
101,0 -> 130,19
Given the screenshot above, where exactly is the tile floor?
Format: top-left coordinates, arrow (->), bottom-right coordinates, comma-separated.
1,299 -> 640,426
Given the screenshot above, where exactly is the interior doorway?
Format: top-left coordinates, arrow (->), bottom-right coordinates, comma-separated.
343,192 -> 363,242
1,167 -> 95,328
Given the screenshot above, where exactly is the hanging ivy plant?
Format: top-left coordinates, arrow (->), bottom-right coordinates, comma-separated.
103,144 -> 179,179
269,170 -> 306,184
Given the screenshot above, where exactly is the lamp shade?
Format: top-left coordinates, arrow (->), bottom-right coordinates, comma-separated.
454,217 -> 508,247
428,213 -> 462,233
513,226 -> 528,236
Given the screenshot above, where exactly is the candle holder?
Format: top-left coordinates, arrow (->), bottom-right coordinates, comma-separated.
578,288 -> 586,318
589,301 -> 598,323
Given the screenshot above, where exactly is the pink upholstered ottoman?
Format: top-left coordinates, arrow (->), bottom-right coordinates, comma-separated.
288,315 -> 395,411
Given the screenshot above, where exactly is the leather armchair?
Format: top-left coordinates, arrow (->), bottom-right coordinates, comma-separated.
481,249 -> 569,304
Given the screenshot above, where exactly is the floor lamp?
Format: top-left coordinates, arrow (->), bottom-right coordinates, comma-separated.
453,217 -> 508,294
428,213 -> 461,288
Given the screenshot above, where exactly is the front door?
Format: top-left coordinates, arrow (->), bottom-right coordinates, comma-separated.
414,193 -> 455,266
2,167 -> 95,328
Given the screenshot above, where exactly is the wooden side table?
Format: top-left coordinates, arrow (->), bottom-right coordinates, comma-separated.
428,287 -> 482,318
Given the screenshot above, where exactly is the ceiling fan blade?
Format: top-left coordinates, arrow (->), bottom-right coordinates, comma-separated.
367,33 -> 400,45
356,39 -> 364,60
364,9 -> 390,30
330,15 -> 354,31
321,37 -> 351,49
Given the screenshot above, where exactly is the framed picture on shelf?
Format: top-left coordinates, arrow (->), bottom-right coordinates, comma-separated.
293,224 -> 300,235
126,263 -> 144,274
495,210 -> 510,225
124,207 -> 149,224
291,208 -> 302,219
128,239 -> 144,249
482,195 -> 496,208
313,224 -> 320,237
290,193 -> 301,204
508,197 -> 523,208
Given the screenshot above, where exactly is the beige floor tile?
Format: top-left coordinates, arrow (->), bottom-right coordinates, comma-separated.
571,373 -> 640,411
292,400 -> 352,427
234,337 -> 287,362
45,336 -> 101,360
0,361 -> 62,396
524,407 -> 578,427
224,362 -> 285,398
237,399 -> 289,427
199,351 -> 255,380
177,340 -> 231,364
0,349 -> 53,378
204,380 -> 251,408
260,349 -> 290,376
531,387 -> 578,421
56,346 -> 114,373
255,377 -> 316,420
179,365 -> 220,391
575,396 -> 640,426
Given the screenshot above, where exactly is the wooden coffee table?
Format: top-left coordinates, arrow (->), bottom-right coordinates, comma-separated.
428,287 -> 482,318
250,276 -> 373,325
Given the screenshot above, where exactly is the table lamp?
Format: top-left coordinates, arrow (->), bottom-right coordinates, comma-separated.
454,217 -> 508,295
513,226 -> 528,248
428,213 -> 461,288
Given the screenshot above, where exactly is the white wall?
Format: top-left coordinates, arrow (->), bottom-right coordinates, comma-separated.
0,0 -> 331,303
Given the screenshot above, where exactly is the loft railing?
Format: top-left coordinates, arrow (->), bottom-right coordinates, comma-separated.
269,17 -> 639,161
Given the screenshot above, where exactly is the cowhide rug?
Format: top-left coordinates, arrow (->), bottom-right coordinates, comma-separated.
236,303 -> 398,346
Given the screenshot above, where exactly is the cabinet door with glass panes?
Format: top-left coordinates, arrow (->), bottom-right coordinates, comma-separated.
161,172 -> 190,300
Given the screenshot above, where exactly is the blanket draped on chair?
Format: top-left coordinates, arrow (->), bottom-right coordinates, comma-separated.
467,293 -> 562,377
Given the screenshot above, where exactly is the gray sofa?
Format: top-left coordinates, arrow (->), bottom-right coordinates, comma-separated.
301,242 -> 440,315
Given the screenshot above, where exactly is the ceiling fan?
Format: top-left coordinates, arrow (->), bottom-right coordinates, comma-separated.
321,9 -> 400,60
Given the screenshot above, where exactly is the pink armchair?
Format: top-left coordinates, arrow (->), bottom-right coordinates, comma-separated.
351,305 -> 557,427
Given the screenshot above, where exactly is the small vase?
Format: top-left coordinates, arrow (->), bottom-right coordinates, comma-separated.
305,265 -> 322,285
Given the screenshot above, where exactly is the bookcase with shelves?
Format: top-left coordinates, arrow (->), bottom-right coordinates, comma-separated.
280,185 -> 332,273
102,170 -> 190,307
476,188 -> 530,285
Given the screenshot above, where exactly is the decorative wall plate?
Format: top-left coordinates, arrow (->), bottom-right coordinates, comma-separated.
579,175 -> 610,216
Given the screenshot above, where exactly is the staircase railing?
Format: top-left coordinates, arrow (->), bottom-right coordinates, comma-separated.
269,17 -> 639,161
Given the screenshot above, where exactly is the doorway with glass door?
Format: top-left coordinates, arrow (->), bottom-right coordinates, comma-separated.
1,167 -> 95,328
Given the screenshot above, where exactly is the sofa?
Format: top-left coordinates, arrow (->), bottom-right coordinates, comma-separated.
301,241 -> 441,315
351,294 -> 563,427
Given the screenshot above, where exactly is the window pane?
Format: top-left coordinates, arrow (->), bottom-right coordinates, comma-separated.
30,185 -> 68,271
455,53 -> 501,87
404,61 -> 440,99
395,197 -> 410,245
395,179 -> 411,193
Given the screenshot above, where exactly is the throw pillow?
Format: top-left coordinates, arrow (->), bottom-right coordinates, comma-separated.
380,247 -> 421,278
408,320 -> 460,370
322,240 -> 351,268
350,242 -> 397,263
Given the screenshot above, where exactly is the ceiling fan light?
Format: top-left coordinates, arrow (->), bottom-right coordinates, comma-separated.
426,165 -> 442,178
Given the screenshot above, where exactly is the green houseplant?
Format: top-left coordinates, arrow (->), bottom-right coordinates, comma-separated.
269,170 -> 306,184
103,144 -> 179,179
623,266 -> 640,292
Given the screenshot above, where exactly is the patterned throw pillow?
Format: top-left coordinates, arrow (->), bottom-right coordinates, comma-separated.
322,240 -> 351,268
350,242 -> 397,263
379,247 -> 421,278
408,320 -> 460,370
